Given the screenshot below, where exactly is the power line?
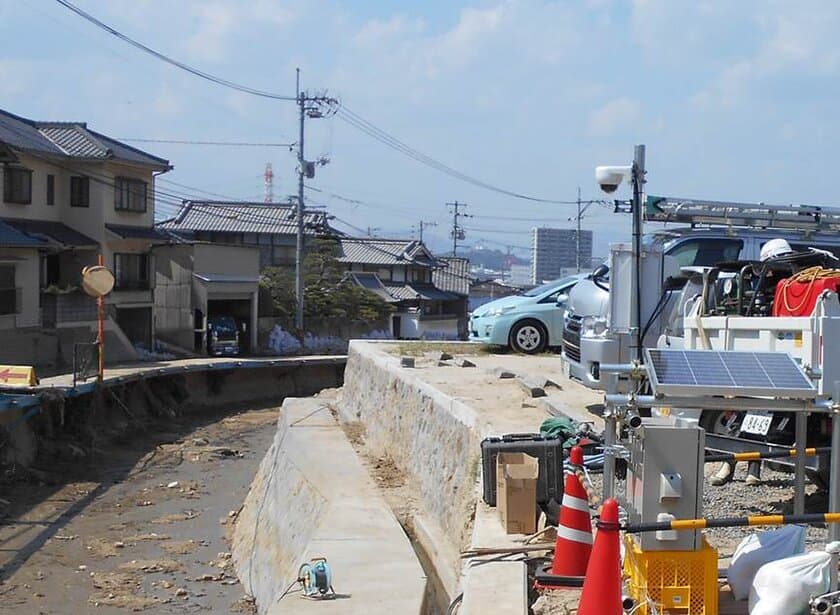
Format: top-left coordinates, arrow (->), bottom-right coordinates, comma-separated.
157,178 -> 244,201
53,0 -> 592,208
462,226 -> 533,236
304,184 -> 420,217
472,237 -> 532,251
54,0 -> 296,101
337,106 -> 582,205
118,138 -> 294,147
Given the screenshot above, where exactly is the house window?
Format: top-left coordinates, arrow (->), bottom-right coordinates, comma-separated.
377,267 -> 391,281
273,246 -> 295,265
70,176 -> 90,207
411,268 -> 429,283
3,167 -> 32,204
114,253 -> 150,290
40,254 -> 60,289
46,175 -> 55,205
0,265 -> 17,315
115,177 -> 147,212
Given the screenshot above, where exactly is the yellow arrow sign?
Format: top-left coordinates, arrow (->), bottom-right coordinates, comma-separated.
0,365 -> 36,387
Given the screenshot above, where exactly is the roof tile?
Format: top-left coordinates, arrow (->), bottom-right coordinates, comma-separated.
157,201 -> 333,236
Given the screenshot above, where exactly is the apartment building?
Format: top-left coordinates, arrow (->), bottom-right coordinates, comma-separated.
531,227 -> 593,283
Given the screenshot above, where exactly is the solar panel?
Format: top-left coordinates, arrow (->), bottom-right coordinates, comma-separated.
645,349 -> 815,398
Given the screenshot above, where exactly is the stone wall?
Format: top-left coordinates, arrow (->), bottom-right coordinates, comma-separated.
337,341 -> 488,581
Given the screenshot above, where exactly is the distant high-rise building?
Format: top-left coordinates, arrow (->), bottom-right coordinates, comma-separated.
531,227 -> 593,283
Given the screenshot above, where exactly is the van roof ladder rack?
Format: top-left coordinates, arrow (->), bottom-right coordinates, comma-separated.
645,195 -> 840,232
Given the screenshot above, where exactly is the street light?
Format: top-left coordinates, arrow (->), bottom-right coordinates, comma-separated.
595,144 -> 646,362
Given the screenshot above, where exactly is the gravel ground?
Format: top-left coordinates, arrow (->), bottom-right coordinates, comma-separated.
701,461 -> 827,559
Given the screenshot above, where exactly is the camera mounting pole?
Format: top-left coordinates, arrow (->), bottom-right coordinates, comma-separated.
631,145 -> 646,362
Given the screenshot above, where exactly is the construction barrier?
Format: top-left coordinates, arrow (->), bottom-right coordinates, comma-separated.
704,446 -> 828,463
625,511 -> 840,534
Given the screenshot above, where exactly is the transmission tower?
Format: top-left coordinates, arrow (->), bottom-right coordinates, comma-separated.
264,163 -> 274,203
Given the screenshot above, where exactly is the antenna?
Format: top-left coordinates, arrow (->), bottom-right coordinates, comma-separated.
264,162 -> 274,203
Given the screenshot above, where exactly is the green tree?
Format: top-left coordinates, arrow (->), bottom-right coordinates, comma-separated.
260,239 -> 393,332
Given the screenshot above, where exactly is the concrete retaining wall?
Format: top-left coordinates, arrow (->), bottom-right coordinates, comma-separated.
231,397 -> 427,615
337,341 -> 492,594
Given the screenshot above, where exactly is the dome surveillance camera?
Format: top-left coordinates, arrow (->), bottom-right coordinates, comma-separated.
595,165 -> 632,194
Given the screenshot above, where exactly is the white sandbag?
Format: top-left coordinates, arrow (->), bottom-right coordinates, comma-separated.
749,551 -> 831,615
727,525 -> 806,600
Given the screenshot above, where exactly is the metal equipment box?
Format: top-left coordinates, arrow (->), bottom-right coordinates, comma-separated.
481,434 -> 564,507
607,242 -> 666,334
625,418 -> 704,551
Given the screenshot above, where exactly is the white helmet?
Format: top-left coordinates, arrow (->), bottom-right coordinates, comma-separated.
760,238 -> 793,262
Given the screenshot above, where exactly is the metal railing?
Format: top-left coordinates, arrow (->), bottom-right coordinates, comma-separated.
73,341 -> 99,387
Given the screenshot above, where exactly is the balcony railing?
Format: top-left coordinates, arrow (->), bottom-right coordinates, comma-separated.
41,291 -> 97,327
114,279 -> 151,291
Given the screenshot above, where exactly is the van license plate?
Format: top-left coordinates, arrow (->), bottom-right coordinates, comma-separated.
741,412 -> 772,436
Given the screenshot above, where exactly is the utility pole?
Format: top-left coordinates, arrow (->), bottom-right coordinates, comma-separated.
576,186 -> 582,273
295,69 -> 305,333
366,226 -> 381,237
416,220 -> 437,242
294,69 -> 338,334
631,144 -> 646,363
447,201 -> 471,256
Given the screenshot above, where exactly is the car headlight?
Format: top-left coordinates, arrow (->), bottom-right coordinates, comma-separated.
489,305 -> 516,317
581,316 -> 608,337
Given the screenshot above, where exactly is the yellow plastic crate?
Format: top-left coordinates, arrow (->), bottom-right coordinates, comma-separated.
623,535 -> 718,615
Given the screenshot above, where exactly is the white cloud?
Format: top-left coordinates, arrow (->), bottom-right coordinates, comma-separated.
353,15 -> 425,48
183,3 -> 237,62
588,97 -> 641,136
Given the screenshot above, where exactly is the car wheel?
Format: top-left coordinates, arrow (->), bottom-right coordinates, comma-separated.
700,410 -> 743,436
510,320 -> 547,354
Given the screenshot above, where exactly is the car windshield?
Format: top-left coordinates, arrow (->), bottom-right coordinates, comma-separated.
522,276 -> 577,297
209,317 -> 237,333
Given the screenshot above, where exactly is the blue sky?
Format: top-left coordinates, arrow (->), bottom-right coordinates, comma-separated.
2,1 -> 840,258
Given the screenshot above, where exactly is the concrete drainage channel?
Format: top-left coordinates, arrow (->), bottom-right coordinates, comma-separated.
232,340 -> 539,615
2,345 -> 562,613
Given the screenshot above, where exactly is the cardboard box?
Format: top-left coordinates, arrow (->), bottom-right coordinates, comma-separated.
496,452 -> 539,534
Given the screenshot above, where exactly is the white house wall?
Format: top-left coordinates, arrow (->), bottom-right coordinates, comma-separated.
0,248 -> 39,329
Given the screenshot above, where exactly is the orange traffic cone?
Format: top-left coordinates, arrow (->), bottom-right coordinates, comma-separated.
535,446 -> 592,589
577,498 -> 622,615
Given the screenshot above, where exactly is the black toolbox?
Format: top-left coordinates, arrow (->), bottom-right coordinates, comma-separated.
481,433 -> 564,507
